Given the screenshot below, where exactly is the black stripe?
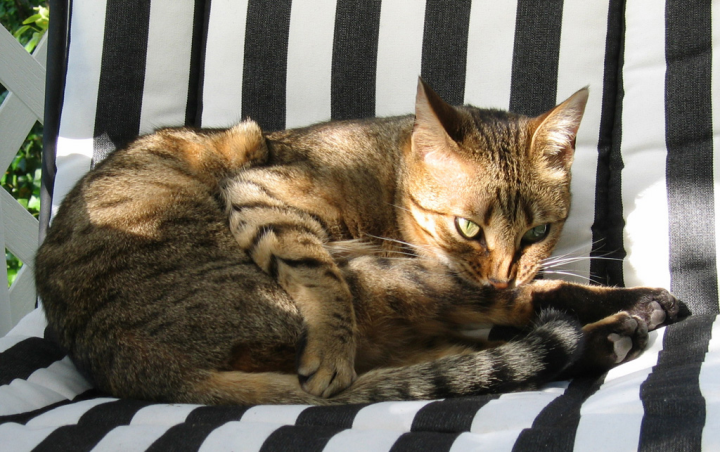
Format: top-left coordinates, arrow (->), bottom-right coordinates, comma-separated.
279,257 -> 326,269
258,425 -> 344,452
664,0 -> 718,316
242,0 -> 292,131
32,399 -> 153,452
185,0 -> 207,127
195,0 -> 212,127
0,389 -> 104,427
331,0 -> 381,120
509,0 -> 564,116
40,0 -> 71,241
590,0 -> 626,287
146,405 -> 250,451
420,0 -> 472,106
511,376 -> 605,451
295,404 -> 368,429
638,314 -> 714,451
92,0 -> 152,164
0,338 -> 67,385
410,395 -> 500,433
389,431 -> 460,452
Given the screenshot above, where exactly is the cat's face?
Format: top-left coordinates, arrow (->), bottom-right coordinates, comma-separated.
399,80 -> 588,289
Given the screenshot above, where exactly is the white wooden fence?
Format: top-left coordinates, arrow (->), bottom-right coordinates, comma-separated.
0,26 -> 46,336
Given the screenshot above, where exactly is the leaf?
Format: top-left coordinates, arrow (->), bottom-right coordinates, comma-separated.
22,13 -> 42,25
12,25 -> 31,39
25,32 -> 41,53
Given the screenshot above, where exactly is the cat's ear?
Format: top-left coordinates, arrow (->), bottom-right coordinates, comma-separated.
530,87 -> 589,170
411,77 -> 464,159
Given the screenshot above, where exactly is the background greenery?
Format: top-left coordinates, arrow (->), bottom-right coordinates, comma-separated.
2,0 -> 48,286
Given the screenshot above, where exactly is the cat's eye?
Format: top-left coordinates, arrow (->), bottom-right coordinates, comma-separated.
522,224 -> 549,244
455,218 -> 482,239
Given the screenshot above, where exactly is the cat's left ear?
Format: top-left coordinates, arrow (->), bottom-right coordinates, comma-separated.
530,87 -> 589,169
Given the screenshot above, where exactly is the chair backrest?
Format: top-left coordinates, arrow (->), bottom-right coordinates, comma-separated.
3,0 -> 719,337
0,26 -> 46,336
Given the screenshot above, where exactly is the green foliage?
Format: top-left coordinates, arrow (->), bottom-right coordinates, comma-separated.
13,4 -> 48,52
2,0 -> 48,286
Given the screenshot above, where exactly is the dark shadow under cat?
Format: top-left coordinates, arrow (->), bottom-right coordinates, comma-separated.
36,79 -> 682,405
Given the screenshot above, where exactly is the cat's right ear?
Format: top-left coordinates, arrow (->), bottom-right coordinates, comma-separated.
412,77 -> 464,161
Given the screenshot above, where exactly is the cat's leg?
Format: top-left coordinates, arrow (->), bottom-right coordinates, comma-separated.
517,279 -> 682,328
222,178 -> 357,398
341,255 -> 680,375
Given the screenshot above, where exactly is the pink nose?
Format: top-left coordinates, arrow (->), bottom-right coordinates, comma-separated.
489,278 -> 509,290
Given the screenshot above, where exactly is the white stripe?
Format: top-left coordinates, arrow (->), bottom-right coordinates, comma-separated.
199,421 -> 284,452
463,0 -> 517,110
91,425 -> 176,452
322,428 -> 404,452
201,0 -> 249,128
451,430 -> 530,452
53,0 -> 107,213
130,403 -> 201,425
713,0 -> 720,290
240,404 -> 310,425
0,423 -> 59,452
450,383 -> 567,452
620,0 -> 671,289
285,0 -> 337,129
550,0 -> 610,283
375,0 -> 426,117
0,357 -> 93,416
573,328 -> 666,451
5,307 -> 47,338
352,400 -> 434,432
137,0 -> 195,135
700,316 -> 720,450
0,398 -> 114,452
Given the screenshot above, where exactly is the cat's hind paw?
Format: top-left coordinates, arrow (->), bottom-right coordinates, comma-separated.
567,312 -> 649,377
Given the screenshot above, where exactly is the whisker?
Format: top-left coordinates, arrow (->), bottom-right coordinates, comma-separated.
387,202 -> 413,214
363,233 -> 432,252
540,270 -> 601,285
542,255 -> 624,269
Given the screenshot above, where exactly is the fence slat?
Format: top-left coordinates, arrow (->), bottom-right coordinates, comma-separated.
1,189 -> 39,268
0,197 -> 13,336
8,265 -> 36,333
0,26 -> 45,120
0,36 -> 47,176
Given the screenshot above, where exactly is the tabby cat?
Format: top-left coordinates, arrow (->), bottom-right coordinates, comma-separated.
36,79 -> 679,405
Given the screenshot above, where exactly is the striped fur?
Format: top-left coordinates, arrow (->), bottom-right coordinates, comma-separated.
36,80 -> 680,405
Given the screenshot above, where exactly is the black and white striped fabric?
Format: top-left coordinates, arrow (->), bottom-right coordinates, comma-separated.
3,0 -> 719,450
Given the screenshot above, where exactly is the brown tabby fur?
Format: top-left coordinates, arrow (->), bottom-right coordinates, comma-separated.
36,79 -> 680,405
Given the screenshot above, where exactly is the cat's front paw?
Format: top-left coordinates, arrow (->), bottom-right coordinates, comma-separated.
567,312 -> 648,377
624,288 -> 682,330
296,332 -> 357,398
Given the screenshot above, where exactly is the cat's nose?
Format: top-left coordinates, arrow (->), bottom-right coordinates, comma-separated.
488,278 -> 510,290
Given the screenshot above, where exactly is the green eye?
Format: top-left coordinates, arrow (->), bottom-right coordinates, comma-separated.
522,224 -> 549,243
455,218 -> 481,239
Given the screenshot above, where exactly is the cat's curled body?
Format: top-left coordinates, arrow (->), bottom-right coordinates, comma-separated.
36,80 -> 680,405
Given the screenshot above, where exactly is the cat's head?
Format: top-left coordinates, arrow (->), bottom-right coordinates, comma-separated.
398,79 -> 588,289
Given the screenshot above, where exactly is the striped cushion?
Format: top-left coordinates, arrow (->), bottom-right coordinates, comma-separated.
3,0 -> 718,450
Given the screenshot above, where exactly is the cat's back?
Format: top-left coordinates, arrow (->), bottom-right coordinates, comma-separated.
266,114 -> 413,168
36,130 -> 301,366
